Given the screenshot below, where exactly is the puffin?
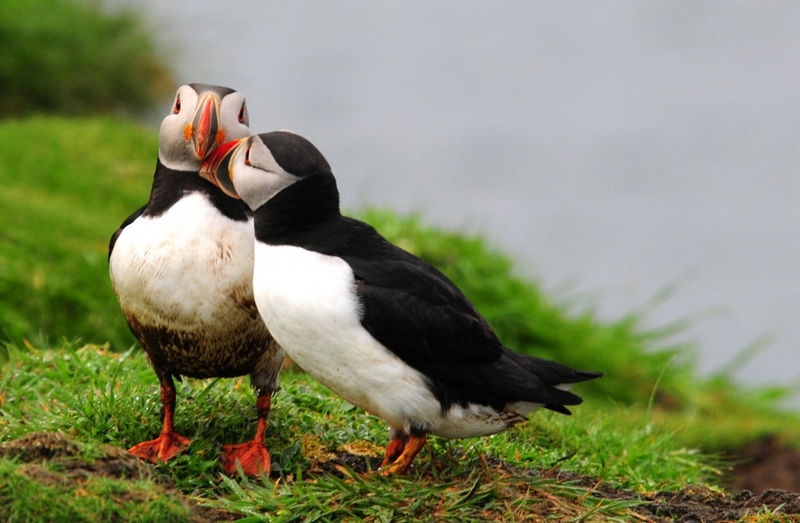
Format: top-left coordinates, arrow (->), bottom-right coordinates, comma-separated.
108,84 -> 283,476
199,131 -> 602,474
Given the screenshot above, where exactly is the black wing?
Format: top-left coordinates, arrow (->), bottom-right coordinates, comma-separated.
314,217 -> 505,369
303,216 -> 599,411
273,207 -> 601,410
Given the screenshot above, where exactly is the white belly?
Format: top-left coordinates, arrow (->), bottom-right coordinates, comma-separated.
109,194 -> 256,334
252,244 -> 441,431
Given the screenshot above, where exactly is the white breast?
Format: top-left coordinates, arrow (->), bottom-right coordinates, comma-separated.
109,193 -> 255,331
251,244 -> 442,431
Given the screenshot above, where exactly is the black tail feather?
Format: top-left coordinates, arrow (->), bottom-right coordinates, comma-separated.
425,347 -> 603,414
504,349 -> 604,385
545,404 -> 573,415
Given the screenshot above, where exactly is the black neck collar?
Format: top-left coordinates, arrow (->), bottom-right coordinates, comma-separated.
143,159 -> 250,222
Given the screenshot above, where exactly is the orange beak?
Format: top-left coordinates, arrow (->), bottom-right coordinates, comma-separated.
199,137 -> 248,198
189,93 -> 220,160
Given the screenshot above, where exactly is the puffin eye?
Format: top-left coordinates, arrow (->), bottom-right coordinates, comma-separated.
244,145 -> 252,166
238,103 -> 247,124
173,95 -> 181,114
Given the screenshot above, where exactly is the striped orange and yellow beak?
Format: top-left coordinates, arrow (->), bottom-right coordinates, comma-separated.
199,137 -> 248,199
187,93 -> 222,160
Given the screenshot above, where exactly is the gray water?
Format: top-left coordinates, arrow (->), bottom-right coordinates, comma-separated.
119,1 -> 799,403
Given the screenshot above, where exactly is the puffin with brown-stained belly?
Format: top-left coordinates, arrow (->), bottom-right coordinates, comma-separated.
199,131 -> 602,475
109,84 -> 283,476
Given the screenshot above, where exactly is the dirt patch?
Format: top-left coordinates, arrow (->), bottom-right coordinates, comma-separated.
490,463 -> 800,522
1,431 -> 154,481
643,486 -> 800,522
0,432 -> 240,523
541,466 -> 800,522
725,434 -> 800,494
307,450 -> 800,522
469,461 -> 800,522
0,431 -> 82,462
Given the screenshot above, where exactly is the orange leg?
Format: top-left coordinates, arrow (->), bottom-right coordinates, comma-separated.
380,432 -> 427,475
220,392 -> 272,476
129,374 -> 191,463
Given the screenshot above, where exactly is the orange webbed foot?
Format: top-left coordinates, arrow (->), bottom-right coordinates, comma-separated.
221,440 -> 271,476
129,431 -> 191,463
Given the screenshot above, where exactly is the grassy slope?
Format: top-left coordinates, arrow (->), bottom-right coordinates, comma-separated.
0,116 -> 152,348
1,343 -> 712,522
0,116 -> 798,521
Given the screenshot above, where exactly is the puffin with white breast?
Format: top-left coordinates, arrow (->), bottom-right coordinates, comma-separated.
200,131 -> 602,474
109,84 -> 283,476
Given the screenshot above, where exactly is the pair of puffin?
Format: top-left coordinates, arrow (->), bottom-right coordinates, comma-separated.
111,83 -> 600,477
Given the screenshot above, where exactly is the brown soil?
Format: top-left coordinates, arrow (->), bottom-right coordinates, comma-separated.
542,468 -> 800,522
726,434 -> 800,494
3,431 -> 800,522
310,443 -> 800,523
0,432 -> 240,522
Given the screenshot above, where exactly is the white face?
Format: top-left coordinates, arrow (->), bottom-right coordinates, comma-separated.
219,91 -> 250,141
158,85 -> 250,171
228,137 -> 302,211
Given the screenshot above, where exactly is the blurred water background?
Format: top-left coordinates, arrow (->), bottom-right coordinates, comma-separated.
117,1 -> 799,401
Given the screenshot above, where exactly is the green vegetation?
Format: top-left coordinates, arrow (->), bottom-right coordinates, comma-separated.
0,452 -> 199,522
0,0 -> 173,117
4,5 -> 795,518
0,116 -> 154,348
1,116 -> 799,521
0,343 -> 712,522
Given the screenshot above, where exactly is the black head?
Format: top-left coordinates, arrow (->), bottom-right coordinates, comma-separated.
200,131 -> 332,210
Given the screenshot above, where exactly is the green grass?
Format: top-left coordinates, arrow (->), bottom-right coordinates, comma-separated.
0,342 -> 715,522
0,343 -> 715,493
1,116 -> 799,521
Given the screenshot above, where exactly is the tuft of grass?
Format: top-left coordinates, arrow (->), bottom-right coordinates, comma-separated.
0,457 -> 199,523
0,343 -> 714,490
